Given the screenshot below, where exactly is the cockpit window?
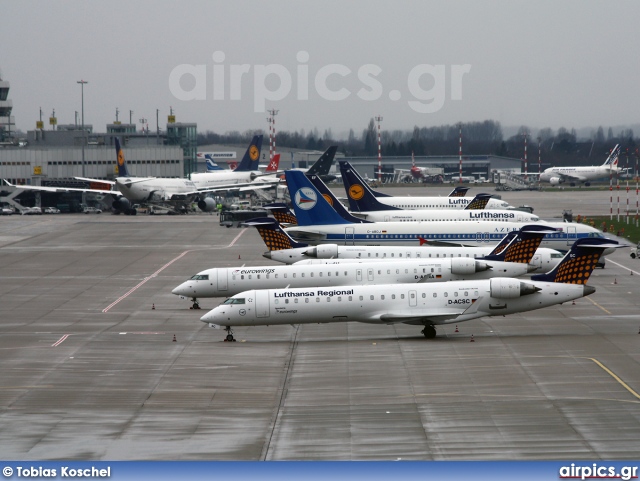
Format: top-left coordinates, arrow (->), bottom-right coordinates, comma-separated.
189,274 -> 209,281
223,298 -> 245,305
551,253 -> 564,258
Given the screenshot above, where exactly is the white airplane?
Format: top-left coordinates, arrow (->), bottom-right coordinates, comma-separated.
283,170 -> 609,253
200,237 -> 619,342
307,173 -> 540,223
246,218 -> 564,272
4,138 -> 198,215
171,224 -> 546,308
539,145 -> 622,186
339,161 -> 513,210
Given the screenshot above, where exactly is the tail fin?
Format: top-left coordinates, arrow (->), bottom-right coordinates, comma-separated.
234,135 -> 264,172
284,170 -> 351,225
243,217 -> 308,250
307,174 -> 371,223
531,238 -> 620,284
204,155 -> 225,171
307,146 -> 337,177
482,225 -> 559,263
448,186 -> 470,197
339,161 -> 400,212
603,144 -> 620,166
263,203 -> 298,225
115,138 -> 130,177
464,193 -> 493,210
266,153 -> 280,173
339,161 -> 392,199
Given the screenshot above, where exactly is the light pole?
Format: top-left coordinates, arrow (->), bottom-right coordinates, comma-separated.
77,80 -> 88,177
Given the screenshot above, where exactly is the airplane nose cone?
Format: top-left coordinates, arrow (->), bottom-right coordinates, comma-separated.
583,285 -> 596,297
262,251 -> 272,259
200,309 -> 218,323
172,283 -> 190,296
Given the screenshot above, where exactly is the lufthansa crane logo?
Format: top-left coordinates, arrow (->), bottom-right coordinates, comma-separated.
294,187 -> 317,210
349,184 -> 365,200
322,194 -> 333,206
117,150 -> 125,167
249,145 -> 259,161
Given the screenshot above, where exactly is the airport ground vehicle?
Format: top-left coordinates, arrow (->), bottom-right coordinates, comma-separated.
219,209 -> 269,228
1,206 -> 14,215
630,242 -> 640,259
83,207 -> 102,214
21,207 -> 42,215
44,207 -> 60,214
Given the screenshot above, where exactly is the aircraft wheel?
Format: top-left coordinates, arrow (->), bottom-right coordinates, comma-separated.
225,334 -> 235,342
422,325 -> 436,339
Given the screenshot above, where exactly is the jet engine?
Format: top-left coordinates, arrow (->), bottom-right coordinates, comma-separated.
490,278 -> 541,299
112,197 -> 136,215
450,258 -> 490,275
304,244 -> 338,258
198,197 -> 217,212
549,177 -> 562,185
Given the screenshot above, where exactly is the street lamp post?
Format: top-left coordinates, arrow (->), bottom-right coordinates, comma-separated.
77,80 -> 88,177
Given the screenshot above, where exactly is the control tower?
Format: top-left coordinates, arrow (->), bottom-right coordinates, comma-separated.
0,72 -> 15,143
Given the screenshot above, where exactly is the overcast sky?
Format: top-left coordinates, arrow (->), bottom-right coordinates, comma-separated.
2,0 -> 639,139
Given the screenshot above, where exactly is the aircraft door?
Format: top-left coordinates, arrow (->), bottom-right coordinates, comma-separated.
409,290 -> 417,307
367,268 -> 374,281
345,227 -> 355,245
566,226 -> 577,247
217,269 -> 228,291
384,215 -> 391,222
255,289 -> 270,318
356,269 -> 362,282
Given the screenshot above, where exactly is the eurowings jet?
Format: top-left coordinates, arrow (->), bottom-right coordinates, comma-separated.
172,224 -> 546,308
282,170 -> 607,252
340,161 -> 513,210
200,238 -> 619,342
246,217 -> 563,271
539,144 -> 622,186
5,138 -> 198,215
307,173 -> 540,223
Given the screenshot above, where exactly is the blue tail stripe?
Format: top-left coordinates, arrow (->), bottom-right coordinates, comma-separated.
285,170 -> 351,226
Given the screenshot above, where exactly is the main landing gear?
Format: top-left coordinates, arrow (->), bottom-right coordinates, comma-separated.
224,326 -> 236,342
421,325 -> 436,339
190,298 -> 201,310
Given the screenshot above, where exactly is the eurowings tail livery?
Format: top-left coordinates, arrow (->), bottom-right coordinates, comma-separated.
200,237 -> 619,341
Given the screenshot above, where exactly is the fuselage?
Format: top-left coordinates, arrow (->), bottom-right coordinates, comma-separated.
283,220 -> 606,252
190,171 -> 258,188
264,244 -> 563,272
200,279 -> 592,328
352,208 -> 539,223
172,258 -> 532,300
365,196 -> 511,210
115,177 -> 197,203
539,165 -> 619,183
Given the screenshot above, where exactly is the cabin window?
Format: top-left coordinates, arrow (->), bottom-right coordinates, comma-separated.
359,296 -> 364,301
422,293 -> 426,298
248,275 -> 252,280
285,299 -> 289,304
381,295 -> 385,300
311,272 -> 315,277
444,292 -> 448,297
284,273 -> 287,278
305,298 -> 309,303
316,298 -> 320,302
274,299 -> 279,304
302,273 -> 305,277
338,297 -> 342,302
370,295 -> 374,300
293,273 -> 296,278
348,296 -> 353,301
241,275 -> 245,280
232,275 -> 237,281
433,293 -> 437,298
294,298 -> 298,303
401,294 -> 405,299
256,274 -> 260,279
464,291 -> 469,296
275,274 -> 278,279
454,292 -> 458,297
392,294 -> 396,299
326,297 -> 331,302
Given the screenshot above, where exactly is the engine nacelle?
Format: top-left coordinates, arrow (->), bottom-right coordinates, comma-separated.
549,177 -> 562,186
198,197 -> 217,212
112,197 -> 133,214
305,244 -> 339,259
490,278 -> 541,299
450,258 -> 490,275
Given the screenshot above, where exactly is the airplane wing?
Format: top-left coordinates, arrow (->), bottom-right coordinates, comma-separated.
3,179 -> 121,196
75,176 -> 117,186
556,173 -> 587,183
283,229 -> 327,242
185,179 -> 280,195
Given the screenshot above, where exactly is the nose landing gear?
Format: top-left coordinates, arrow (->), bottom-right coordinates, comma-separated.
224,326 -> 236,342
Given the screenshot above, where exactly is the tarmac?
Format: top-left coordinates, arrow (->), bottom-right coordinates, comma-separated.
0,186 -> 639,460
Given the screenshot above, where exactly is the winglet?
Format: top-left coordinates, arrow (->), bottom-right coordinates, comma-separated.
531,238 -> 621,284
243,217 -> 308,250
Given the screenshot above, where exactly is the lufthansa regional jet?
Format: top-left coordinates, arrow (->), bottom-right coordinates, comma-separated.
200,237 -> 619,342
